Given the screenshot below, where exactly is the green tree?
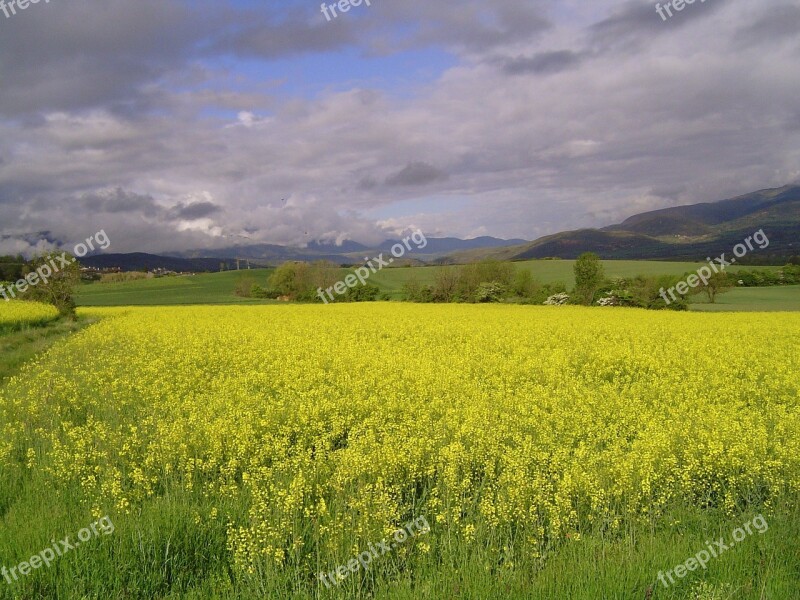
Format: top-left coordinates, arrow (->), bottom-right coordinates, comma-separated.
512,269 -> 541,299
573,252 -> 605,305
344,283 -> 380,302
701,271 -> 732,304
267,260 -> 341,301
456,260 -> 514,300
22,252 -> 81,319
234,275 -> 256,297
432,267 -> 460,302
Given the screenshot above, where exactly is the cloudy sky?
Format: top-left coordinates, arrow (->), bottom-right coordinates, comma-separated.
0,0 -> 799,254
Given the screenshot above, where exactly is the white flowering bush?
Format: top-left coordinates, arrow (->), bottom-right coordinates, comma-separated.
544,292 -> 570,306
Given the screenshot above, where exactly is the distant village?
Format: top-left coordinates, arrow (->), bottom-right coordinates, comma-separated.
80,266 -> 198,282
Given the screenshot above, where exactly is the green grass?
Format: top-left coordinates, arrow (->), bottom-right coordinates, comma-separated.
0,317 -> 95,382
370,260 -> 718,298
0,489 -> 796,599
690,285 -> 800,312
76,269 -> 276,306
77,261 -> 784,306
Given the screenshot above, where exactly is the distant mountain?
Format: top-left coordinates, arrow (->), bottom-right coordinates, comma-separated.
169,236 -> 529,265
447,185 -> 800,263
81,237 -> 529,272
172,243 -> 352,264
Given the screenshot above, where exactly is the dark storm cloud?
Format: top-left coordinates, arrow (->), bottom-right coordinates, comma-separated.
79,189 -> 161,217
77,189 -> 221,223
0,0 -> 219,118
501,50 -> 585,76
588,0 -> 723,51
385,163 -> 449,187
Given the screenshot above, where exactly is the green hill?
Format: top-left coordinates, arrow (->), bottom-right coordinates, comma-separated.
447,185 -> 800,263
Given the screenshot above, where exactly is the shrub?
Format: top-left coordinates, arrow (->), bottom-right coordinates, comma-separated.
457,260 -> 514,300
268,261 -> 340,301
403,279 -> 434,303
544,292 -> 570,306
250,284 -> 281,299
344,283 -> 380,302
473,282 -> 507,303
234,276 -> 256,298
512,270 -> 542,299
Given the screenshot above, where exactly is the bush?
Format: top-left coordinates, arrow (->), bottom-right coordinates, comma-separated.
234,276 -> 256,298
457,260 -> 514,300
250,284 -> 281,299
544,292 -> 570,306
403,279 -> 434,303
473,282 -> 507,303
344,283 -> 380,302
783,264 -> 800,284
268,261 -> 340,301
511,270 -> 541,299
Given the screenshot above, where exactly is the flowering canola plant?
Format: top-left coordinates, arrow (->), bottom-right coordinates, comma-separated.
0,304 -> 798,578
0,300 -> 59,331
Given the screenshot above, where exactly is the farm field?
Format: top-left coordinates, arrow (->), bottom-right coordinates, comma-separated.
75,261 -> 788,308
691,285 -> 800,312
369,260 -> 783,299
1,304 -> 798,599
75,269 -> 277,306
0,300 -> 59,334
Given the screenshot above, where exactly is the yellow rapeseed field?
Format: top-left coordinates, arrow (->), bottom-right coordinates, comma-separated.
1,304 -> 798,579
0,300 -> 59,330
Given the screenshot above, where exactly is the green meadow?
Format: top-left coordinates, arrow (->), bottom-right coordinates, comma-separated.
75,260 -> 793,311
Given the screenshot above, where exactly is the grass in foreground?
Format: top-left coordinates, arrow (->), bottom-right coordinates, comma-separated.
0,317 -> 96,383
1,499 -> 796,599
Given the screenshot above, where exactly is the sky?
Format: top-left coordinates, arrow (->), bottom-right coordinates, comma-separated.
0,0 -> 799,254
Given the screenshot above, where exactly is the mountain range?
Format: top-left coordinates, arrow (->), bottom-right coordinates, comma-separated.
446,185 -> 800,264
81,237 -> 528,272
79,184 -> 800,272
